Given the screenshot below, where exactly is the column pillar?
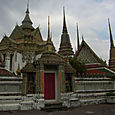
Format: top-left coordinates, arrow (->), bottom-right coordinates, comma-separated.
72,76 -> 76,92
58,65 -> 65,93
22,73 -> 27,95
40,63 -> 44,94
5,53 -> 10,71
36,71 -> 40,94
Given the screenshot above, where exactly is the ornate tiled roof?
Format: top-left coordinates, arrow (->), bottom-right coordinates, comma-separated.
21,63 -> 37,73
64,62 -> 76,73
75,39 -> 106,65
86,67 -> 115,77
35,52 -> 65,65
0,5 -> 56,55
34,51 -> 75,74
0,69 -> 15,76
21,6 -> 34,31
10,25 -> 25,40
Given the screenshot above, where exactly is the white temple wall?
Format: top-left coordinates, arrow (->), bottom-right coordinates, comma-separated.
12,51 -> 16,73
75,80 -> 114,91
5,53 -> 10,71
114,80 -> 115,89
12,52 -> 38,74
12,52 -> 25,74
36,54 -> 42,60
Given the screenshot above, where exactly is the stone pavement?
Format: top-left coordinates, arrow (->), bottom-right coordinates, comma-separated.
0,104 -> 115,115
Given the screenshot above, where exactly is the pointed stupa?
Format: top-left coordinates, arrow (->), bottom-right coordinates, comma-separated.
62,7 -> 68,33
21,1 -> 34,31
108,18 -> 114,48
76,23 -> 80,51
58,7 -> 74,57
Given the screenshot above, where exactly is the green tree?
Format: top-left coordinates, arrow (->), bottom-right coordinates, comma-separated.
69,57 -> 86,77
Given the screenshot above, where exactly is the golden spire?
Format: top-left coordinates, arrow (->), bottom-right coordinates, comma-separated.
48,16 -> 50,38
82,34 -> 84,41
76,23 -> 80,51
27,0 -> 29,9
16,64 -> 21,75
108,18 -> 114,48
62,6 -> 68,33
47,16 -> 51,42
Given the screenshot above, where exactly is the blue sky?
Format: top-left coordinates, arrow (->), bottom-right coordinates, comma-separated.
0,0 -> 115,63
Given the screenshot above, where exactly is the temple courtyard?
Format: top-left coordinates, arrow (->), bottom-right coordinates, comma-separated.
0,104 -> 115,115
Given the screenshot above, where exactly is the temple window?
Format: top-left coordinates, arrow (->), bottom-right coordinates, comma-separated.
65,74 -> 73,92
3,54 -> 6,62
10,54 -> 13,71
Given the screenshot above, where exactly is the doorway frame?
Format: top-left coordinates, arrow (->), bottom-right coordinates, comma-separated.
44,71 -> 58,103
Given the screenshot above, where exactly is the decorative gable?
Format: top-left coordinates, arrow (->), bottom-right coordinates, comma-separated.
77,45 -> 99,63
10,25 -> 24,41
31,27 -> 43,43
76,40 -> 105,65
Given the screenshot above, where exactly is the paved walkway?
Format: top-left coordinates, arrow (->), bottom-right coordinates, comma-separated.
0,104 -> 115,115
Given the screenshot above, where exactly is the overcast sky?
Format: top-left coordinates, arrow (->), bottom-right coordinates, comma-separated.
0,0 -> 115,63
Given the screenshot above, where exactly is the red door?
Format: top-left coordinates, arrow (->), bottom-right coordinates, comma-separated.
44,73 -> 55,100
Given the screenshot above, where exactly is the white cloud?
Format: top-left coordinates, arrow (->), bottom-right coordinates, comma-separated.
0,0 -> 115,63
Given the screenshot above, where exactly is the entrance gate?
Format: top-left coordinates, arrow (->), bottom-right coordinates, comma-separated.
44,73 -> 55,100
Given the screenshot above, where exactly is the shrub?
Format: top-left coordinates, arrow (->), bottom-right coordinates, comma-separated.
106,92 -> 115,96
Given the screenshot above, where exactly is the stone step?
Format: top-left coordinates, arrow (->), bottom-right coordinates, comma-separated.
42,102 -> 67,112
76,89 -> 115,93
0,92 -> 22,96
45,102 -> 62,107
0,103 -> 20,111
0,96 -> 22,104
0,96 -> 22,100
77,92 -> 106,98
20,101 -> 34,110
0,100 -> 21,104
80,98 -> 106,105
70,98 -> 80,107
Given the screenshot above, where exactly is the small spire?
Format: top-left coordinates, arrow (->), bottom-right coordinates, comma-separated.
76,23 -> 80,51
47,16 -> 51,42
62,7 -> 68,33
21,1 -> 33,30
26,0 -> 29,14
3,33 -> 7,38
4,33 -> 6,37
108,18 -> 114,48
82,34 -> 84,41
27,0 -> 29,9
48,16 -> 50,38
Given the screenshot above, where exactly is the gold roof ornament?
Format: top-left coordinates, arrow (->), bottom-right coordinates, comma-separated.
16,63 -> 21,75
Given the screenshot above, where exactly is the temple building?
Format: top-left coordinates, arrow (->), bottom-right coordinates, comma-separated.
75,23 -> 115,77
0,3 -> 76,109
0,5 -> 55,74
74,23 -> 115,104
0,3 -> 115,111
